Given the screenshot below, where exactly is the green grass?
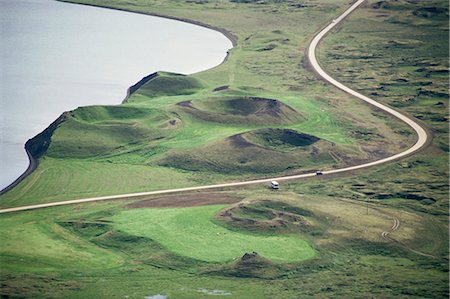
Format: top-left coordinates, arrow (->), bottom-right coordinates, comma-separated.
0,208 -> 123,273
0,158 -> 195,208
1,190 -> 447,298
110,205 -> 315,262
135,71 -> 206,98
177,96 -> 304,125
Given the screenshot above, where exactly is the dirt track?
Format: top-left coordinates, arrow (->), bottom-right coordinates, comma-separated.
125,193 -> 241,209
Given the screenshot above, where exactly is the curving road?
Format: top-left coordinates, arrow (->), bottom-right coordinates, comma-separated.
0,0 -> 429,214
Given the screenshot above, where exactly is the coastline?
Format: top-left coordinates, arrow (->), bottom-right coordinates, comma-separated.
122,72 -> 158,103
0,113 -> 69,195
0,148 -> 38,196
0,1 -> 237,195
58,0 -> 238,47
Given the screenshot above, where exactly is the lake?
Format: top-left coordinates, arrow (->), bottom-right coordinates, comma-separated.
0,0 -> 232,190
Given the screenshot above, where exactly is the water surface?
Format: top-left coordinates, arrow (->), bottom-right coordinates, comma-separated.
0,0 -> 232,189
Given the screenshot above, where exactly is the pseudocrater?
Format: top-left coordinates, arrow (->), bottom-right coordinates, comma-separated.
176,96 -> 304,125
158,128 -> 337,174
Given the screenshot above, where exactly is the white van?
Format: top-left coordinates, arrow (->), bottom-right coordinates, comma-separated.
271,181 -> 279,189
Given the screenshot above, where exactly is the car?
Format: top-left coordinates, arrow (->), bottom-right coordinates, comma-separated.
316,170 -> 323,175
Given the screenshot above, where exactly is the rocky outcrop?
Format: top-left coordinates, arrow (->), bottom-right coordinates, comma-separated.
25,112 -> 69,159
122,72 -> 159,103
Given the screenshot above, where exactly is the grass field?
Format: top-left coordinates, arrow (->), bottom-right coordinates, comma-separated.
0,206 -> 123,274
1,0 -> 448,298
111,205 -> 315,262
1,190 -> 448,298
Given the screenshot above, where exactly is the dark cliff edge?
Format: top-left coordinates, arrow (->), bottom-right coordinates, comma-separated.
25,112 -> 69,159
122,72 -> 159,103
0,112 -> 69,195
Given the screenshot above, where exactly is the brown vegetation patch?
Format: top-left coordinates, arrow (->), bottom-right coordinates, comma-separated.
125,193 -> 241,209
228,134 -> 254,148
216,200 -> 312,233
203,251 -> 288,279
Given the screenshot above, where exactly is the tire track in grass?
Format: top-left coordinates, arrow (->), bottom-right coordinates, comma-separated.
381,217 -> 400,239
335,197 -> 440,259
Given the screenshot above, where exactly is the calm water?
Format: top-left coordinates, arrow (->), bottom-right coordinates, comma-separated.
0,0 -> 232,189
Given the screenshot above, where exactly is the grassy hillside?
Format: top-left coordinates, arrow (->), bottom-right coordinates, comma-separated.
1,0 -> 448,298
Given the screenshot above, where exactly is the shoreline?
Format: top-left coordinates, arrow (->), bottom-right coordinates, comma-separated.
0,1 -> 237,195
122,72 -> 158,103
0,112 -> 69,195
0,148 -> 38,196
58,0 -> 238,47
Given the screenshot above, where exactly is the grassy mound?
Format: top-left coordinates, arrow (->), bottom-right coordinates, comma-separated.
0,212 -> 123,273
158,128 -> 336,174
177,96 -> 304,125
110,205 -> 315,263
217,200 -> 313,234
60,219 -> 204,271
133,72 -> 205,98
46,106 -> 175,158
70,106 -> 151,123
207,251 -> 286,279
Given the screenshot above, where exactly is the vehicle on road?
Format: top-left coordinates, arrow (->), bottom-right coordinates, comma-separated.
271,181 -> 279,189
316,170 -> 323,175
